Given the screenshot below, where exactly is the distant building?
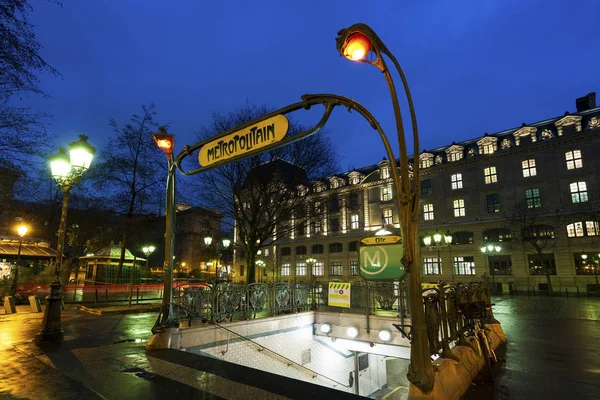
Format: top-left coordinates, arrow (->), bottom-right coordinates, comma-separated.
234,92 -> 600,292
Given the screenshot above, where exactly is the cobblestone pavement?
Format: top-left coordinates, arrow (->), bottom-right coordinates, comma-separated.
462,295 -> 600,400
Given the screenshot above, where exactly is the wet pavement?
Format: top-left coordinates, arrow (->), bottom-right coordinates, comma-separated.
462,295 -> 600,400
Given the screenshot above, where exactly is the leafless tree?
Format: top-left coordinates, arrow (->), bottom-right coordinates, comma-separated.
190,104 -> 339,284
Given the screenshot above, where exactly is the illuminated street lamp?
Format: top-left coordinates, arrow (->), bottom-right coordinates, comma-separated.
142,245 -> 156,271
306,257 -> 318,309
203,233 -> 231,283
36,135 -> 95,344
481,244 -> 502,289
151,127 -> 179,333
336,23 -> 433,391
423,231 -> 453,278
9,225 -> 28,296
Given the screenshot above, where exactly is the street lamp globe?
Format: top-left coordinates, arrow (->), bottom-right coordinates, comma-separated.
149,245 -> 156,253
203,233 -> 213,246
222,237 -> 231,248
49,148 -> 71,180
68,135 -> 95,171
444,231 -> 453,245
423,235 -> 432,246
17,225 -> 28,238
341,32 -> 371,61
152,127 -> 175,155
433,232 -> 442,244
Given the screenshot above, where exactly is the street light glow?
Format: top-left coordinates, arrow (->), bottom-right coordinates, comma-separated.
68,135 -> 96,170
343,32 -> 371,61
153,127 -> 175,155
49,148 -> 71,179
17,225 -> 28,238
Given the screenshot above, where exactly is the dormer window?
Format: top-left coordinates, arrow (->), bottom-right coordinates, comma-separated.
555,115 -> 582,136
445,145 -> 464,162
477,136 -> 498,155
348,171 -> 363,185
419,153 -> 434,169
314,182 -> 326,193
297,185 -> 308,196
513,126 -> 537,146
380,167 -> 390,179
330,177 -> 344,189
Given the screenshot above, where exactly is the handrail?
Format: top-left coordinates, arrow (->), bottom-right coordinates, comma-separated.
212,322 -> 352,389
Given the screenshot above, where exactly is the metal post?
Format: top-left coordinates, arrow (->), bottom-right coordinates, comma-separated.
153,156 -> 179,333
128,255 -> 136,307
10,235 -> 24,296
353,352 -> 360,396
35,186 -> 71,344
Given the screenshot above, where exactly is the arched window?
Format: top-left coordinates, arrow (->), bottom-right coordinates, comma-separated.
312,244 -> 324,254
329,243 -> 343,253
281,247 -> 291,256
296,246 -> 307,255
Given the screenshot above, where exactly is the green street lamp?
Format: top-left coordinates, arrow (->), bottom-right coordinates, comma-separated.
204,233 -> 231,283
306,257 -> 317,309
142,245 -> 156,271
423,231 -> 453,277
9,224 -> 28,297
36,135 -> 95,344
336,23 -> 433,391
481,244 -> 502,290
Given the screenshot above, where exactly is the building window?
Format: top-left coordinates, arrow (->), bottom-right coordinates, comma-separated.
525,188 -> 541,208
315,183 -> 325,193
281,247 -> 291,256
452,231 -> 474,245
296,246 -> 307,255
481,142 -> 496,155
264,248 -> 270,257
528,254 -> 556,276
484,166 -> 497,184
447,147 -> 463,162
423,203 -> 434,221
314,201 -> 321,214
570,181 -> 588,203
329,243 -> 343,253
423,257 -> 441,275
296,222 -> 306,237
380,167 -> 390,179
486,194 -> 500,213
574,252 -> 599,275
420,155 -> 433,169
296,263 -> 307,276
522,159 -> 537,177
421,179 -> 432,195
383,209 -> 393,225
483,228 -> 512,243
349,193 -> 360,209
312,244 -> 324,254
351,214 -> 359,230
565,150 -> 583,170
349,241 -> 359,252
313,262 -> 324,276
451,173 -> 463,190
314,220 -> 322,233
350,175 -> 360,185
489,255 -> 513,275
586,221 -> 600,236
454,256 -> 475,275
350,261 -> 359,276
330,218 -> 340,232
330,262 -> 342,276
453,199 -> 465,217
381,186 -> 392,201
281,263 -> 290,276
566,222 -> 585,237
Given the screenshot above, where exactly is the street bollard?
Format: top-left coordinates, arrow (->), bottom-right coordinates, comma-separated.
3,296 -> 16,314
105,289 -> 108,302
136,288 -> 139,305
29,296 -> 42,312
95,289 -> 98,304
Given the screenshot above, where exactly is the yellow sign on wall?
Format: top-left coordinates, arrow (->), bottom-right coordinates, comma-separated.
198,114 -> 289,166
328,282 -> 351,308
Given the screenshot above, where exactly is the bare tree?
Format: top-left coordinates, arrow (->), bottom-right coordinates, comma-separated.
90,104 -> 166,284
0,0 -> 61,170
191,104 -> 339,284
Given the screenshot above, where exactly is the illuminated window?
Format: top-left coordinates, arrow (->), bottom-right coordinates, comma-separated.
350,261 -> 359,276
586,221 -> 600,236
522,159 -> 537,177
423,204 -> 434,221
566,222 -> 585,237
351,214 -> 359,229
420,154 -> 433,169
454,256 -> 476,275
451,173 -> 463,190
296,263 -> 307,276
424,257 -> 441,275
381,186 -> 392,201
383,209 -> 393,225
570,181 -> 588,203
313,262 -> 324,276
281,263 -> 290,276
380,167 -> 390,179
330,262 -> 342,276
484,166 -> 497,184
453,199 -> 465,217
565,150 -> 583,170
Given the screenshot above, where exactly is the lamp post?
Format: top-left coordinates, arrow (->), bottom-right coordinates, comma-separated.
142,245 -> 155,272
336,24 -> 433,391
306,257 -> 317,309
423,231 -> 453,279
152,127 -> 179,333
10,225 -> 28,297
204,233 -> 231,284
481,243 -> 501,292
36,135 -> 95,344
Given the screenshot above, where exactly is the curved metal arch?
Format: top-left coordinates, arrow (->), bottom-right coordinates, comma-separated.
173,94 -> 398,179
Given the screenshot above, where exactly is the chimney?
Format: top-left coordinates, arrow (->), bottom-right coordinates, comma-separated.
576,92 -> 596,112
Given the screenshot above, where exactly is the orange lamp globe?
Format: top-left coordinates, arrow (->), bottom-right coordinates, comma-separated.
156,138 -> 174,154
343,32 -> 371,61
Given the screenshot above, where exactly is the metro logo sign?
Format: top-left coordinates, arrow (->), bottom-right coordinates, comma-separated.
359,244 -> 405,280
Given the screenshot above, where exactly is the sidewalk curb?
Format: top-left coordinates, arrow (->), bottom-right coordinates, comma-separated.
77,304 -> 161,315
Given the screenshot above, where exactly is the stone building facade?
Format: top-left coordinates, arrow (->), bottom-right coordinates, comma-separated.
233,93 -> 600,292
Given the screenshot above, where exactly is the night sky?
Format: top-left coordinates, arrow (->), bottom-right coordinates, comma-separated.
27,0 -> 600,172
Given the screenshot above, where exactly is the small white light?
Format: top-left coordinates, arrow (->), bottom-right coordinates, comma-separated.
320,323 -> 332,334
347,326 -> 359,338
378,329 -> 392,342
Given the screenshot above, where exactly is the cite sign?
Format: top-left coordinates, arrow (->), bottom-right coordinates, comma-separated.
198,115 -> 289,167
360,235 -> 401,246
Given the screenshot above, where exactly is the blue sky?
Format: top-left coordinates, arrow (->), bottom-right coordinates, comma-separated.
27,0 -> 600,172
